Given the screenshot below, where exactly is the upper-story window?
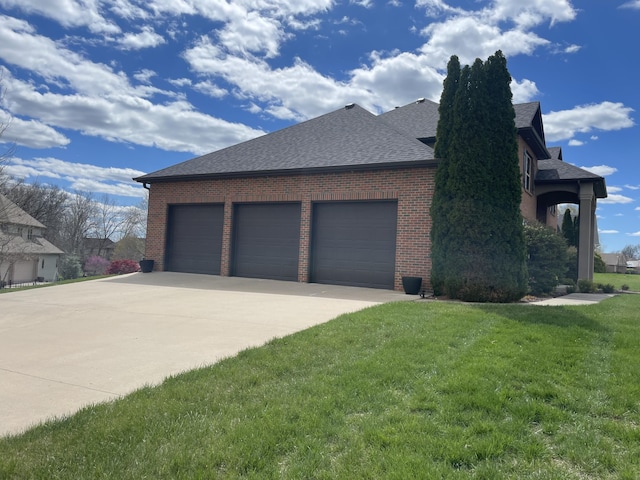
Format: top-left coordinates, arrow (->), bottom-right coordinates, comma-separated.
28,228 -> 34,240
523,150 -> 533,193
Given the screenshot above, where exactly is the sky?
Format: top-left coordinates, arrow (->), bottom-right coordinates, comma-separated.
0,0 -> 637,253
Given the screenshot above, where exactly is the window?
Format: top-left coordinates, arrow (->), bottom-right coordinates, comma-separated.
523,150 -> 533,193
42,258 -> 45,269
28,228 -> 34,240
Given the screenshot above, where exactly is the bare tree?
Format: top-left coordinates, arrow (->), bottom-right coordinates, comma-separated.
621,244 -> 640,260
2,180 -> 69,247
120,193 -> 148,239
88,194 -> 129,257
62,192 -> 96,255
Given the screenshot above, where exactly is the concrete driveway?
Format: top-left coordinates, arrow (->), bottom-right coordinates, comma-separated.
1,273 -> 407,437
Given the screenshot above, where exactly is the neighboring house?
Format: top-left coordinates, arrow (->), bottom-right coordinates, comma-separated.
601,253 -> 628,274
0,194 -> 64,285
134,100 -> 607,291
83,237 -> 116,261
627,260 -> 640,274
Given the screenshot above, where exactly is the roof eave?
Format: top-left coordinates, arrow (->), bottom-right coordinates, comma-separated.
518,126 -> 549,159
134,159 -> 439,184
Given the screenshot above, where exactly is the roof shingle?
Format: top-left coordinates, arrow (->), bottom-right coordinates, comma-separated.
136,104 -> 435,182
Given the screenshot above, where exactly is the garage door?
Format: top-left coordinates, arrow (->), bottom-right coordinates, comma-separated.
311,201 -> 397,289
12,260 -> 36,283
165,204 -> 224,274
232,203 -> 301,281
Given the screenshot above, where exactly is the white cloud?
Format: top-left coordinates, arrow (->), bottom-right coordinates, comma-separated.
510,78 -> 539,103
607,186 -> 622,193
4,157 -> 147,198
0,110 -> 70,148
118,26 -> 166,50
420,15 -> 549,68
564,44 -> 581,54
636,207 -> 640,211
351,0 -> 374,7
0,18 -> 265,155
568,139 -> 584,146
599,230 -> 619,234
7,157 -> 145,182
579,165 -> 617,176
543,102 -> 635,142
599,194 -> 634,204
133,69 -> 156,84
626,185 -> 640,190
193,81 -> 228,99
629,231 -> 640,237
620,0 -> 640,9
0,0 -> 120,33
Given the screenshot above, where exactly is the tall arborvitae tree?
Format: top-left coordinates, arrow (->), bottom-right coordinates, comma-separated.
430,51 -> 527,302
431,55 -> 461,295
561,208 -> 576,247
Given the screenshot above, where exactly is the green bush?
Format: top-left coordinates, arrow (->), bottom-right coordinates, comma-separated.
622,284 -> 630,291
565,247 -> 578,283
594,252 -> 607,273
578,279 -> 595,293
601,283 -> 616,293
59,255 -> 83,280
524,222 -> 569,296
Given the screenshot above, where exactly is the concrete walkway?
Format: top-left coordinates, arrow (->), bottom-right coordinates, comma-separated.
529,292 -> 617,306
1,273 -> 408,437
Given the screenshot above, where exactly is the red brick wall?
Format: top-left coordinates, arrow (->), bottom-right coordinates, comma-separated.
145,167 -> 435,290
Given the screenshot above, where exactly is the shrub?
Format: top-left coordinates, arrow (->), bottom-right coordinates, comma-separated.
622,284 -> 630,291
524,221 -> 569,296
601,283 -> 616,294
107,259 -> 140,275
566,285 -> 576,294
577,279 -> 595,293
594,252 -> 607,273
59,255 -> 83,280
565,247 -> 578,283
84,255 -> 110,276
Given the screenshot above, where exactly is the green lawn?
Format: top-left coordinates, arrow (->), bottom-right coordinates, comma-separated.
594,272 -> 640,292
2,295 -> 640,479
0,275 -> 114,294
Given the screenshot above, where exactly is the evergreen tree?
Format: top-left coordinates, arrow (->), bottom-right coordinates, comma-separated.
430,51 -> 527,302
561,208 -> 575,247
431,55 -> 461,295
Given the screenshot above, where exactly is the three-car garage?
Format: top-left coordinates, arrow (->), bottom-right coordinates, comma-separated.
163,200 -> 398,290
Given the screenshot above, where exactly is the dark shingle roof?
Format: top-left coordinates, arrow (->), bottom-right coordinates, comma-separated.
547,146 -> 563,160
513,102 -> 540,129
537,159 -> 607,198
378,98 -> 440,140
136,104 -> 435,182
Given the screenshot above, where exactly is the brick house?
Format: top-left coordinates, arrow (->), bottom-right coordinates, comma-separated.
135,99 -> 606,291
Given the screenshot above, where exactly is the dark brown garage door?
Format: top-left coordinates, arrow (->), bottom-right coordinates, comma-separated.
232,203 -> 301,281
311,201 -> 398,289
165,204 -> 224,274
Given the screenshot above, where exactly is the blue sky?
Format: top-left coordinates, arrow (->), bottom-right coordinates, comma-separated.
0,0 -> 637,252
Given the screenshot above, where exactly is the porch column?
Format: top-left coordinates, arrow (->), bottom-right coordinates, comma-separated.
578,183 -> 595,281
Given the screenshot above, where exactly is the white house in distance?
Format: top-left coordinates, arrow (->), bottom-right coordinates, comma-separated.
0,194 -> 64,286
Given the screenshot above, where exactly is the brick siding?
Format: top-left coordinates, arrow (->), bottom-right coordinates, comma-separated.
145,166 -> 435,291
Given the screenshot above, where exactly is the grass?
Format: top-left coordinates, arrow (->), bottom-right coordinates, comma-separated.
2,295 -> 640,479
0,275 -> 113,294
594,272 -> 640,292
